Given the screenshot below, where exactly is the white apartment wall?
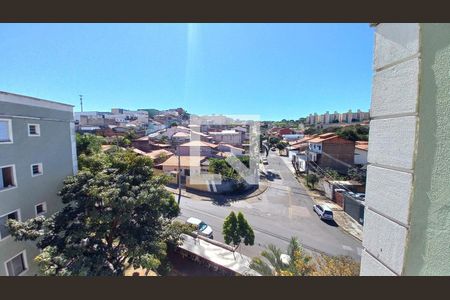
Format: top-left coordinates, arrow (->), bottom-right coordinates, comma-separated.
361,23 -> 420,276
354,149 -> 368,165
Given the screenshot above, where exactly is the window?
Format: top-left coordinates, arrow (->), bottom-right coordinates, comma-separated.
31,163 -> 43,177
0,210 -> 20,240
28,124 -> 40,136
0,165 -> 17,191
5,251 -> 27,276
35,202 -> 47,216
0,119 -> 13,144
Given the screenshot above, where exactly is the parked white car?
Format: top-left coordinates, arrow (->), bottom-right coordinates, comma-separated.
186,217 -> 214,239
262,157 -> 268,165
313,204 -> 334,221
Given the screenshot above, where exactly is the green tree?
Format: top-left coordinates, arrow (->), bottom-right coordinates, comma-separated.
269,137 -> 280,146
237,212 -> 255,247
112,135 -> 131,148
304,127 -> 320,135
323,168 -> 346,181
348,167 -> 367,183
250,237 -> 359,276
335,125 -> 369,141
222,212 -> 254,254
306,174 -> 319,189
208,156 -> 250,182
169,122 -> 178,127
250,237 -> 314,276
7,150 -> 182,276
125,129 -> 138,141
160,135 -> 169,144
76,133 -> 105,156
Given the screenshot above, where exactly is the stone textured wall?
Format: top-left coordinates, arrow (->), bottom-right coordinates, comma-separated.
361,23 -> 420,276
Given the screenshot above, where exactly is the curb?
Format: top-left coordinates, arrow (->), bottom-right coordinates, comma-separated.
294,175 -> 363,242
166,179 -> 270,203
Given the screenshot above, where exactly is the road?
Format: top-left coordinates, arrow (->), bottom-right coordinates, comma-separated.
177,151 -> 362,260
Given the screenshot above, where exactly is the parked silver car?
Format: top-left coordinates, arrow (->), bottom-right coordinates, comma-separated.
313,204 -> 334,221
186,217 -> 214,239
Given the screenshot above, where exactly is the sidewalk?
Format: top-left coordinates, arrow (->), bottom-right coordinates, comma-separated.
165,173 -> 269,203
278,155 -> 363,241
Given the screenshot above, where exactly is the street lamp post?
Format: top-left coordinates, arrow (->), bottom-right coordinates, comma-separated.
177,146 -> 181,205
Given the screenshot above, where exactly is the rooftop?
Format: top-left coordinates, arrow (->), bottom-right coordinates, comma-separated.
179,140 -> 218,148
158,156 -> 207,168
0,90 -> 74,112
355,141 -> 369,151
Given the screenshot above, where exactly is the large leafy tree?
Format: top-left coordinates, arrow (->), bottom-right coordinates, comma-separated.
76,133 -> 105,156
7,149 -> 182,276
222,212 -> 254,254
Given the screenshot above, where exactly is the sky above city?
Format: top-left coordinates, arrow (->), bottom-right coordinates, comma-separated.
0,23 -> 374,120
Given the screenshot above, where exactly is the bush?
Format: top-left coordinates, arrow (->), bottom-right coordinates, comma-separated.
306,174 -> 319,189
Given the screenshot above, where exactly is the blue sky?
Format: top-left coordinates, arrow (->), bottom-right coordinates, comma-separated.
0,23 -> 374,121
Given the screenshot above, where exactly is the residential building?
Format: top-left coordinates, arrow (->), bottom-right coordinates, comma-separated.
131,136 -> 171,152
307,133 -> 355,173
177,141 -> 218,157
216,143 -> 245,156
282,134 -> 304,141
131,148 -> 173,164
305,109 -> 370,126
208,130 -> 242,145
354,141 -> 369,165
156,156 -> 208,177
0,91 -> 77,276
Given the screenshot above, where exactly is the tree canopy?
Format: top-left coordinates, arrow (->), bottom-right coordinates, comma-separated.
7,149 -> 184,276
222,212 -> 255,251
76,133 -> 105,156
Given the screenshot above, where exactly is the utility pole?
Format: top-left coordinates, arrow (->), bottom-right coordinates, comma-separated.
79,95 -> 84,113
177,146 -> 181,205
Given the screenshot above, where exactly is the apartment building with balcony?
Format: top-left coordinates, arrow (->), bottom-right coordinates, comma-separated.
0,91 -> 77,276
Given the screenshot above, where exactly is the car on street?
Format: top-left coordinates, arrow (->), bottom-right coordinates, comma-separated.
354,193 -> 365,200
271,147 -> 276,151
313,204 -> 334,221
186,217 -> 214,239
262,157 -> 268,165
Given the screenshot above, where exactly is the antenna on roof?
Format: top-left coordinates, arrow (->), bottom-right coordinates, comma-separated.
79,95 -> 84,112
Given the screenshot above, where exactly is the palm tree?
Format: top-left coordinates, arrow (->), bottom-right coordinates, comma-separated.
249,237 -> 312,276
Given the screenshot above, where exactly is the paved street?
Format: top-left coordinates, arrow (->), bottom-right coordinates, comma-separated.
178,151 -> 362,260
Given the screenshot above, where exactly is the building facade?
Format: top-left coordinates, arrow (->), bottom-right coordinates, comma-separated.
307,133 -> 355,173
305,109 -> 370,126
0,91 -> 77,276
361,23 -> 450,276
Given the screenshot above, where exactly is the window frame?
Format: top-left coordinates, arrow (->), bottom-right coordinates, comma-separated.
0,118 -> 13,144
0,164 -> 18,192
30,163 -> 44,177
27,123 -> 41,137
4,250 -> 28,276
0,209 -> 21,241
35,202 -> 47,217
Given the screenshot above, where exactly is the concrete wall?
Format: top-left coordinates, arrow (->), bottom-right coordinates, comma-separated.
402,24 -> 450,276
0,97 -> 75,276
361,23 -> 450,276
354,148 -> 368,165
